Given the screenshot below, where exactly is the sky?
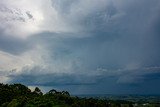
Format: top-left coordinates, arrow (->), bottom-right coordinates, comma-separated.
0,0 -> 160,95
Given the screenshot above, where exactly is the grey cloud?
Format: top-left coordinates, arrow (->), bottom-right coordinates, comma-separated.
26,11 -> 33,19
1,0 -> 160,94
0,33 -> 33,55
116,67 -> 160,84
8,69 -> 102,86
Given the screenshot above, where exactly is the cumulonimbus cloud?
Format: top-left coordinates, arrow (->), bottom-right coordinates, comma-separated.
0,0 -> 160,94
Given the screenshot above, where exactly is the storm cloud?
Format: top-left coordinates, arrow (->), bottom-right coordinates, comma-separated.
0,0 -> 160,94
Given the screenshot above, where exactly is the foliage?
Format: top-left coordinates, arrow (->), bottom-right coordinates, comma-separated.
0,83 -> 158,107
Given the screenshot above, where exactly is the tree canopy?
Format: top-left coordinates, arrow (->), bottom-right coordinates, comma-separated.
0,83 -> 158,107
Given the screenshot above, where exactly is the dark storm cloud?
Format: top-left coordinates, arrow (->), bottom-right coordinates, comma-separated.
8,65 -> 103,86
9,73 -> 99,86
1,0 -> 160,94
41,0 -> 160,86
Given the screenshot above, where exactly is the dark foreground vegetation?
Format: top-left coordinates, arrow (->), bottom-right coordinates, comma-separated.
0,83 -> 159,107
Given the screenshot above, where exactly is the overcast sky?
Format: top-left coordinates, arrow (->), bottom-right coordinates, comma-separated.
0,0 -> 160,94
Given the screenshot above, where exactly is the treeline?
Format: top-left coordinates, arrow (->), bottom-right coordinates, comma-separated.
0,83 -> 133,107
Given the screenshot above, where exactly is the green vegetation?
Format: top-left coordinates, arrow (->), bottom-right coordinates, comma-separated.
0,83 -> 159,107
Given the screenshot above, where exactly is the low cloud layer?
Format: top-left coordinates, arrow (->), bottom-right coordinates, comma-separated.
0,0 -> 160,94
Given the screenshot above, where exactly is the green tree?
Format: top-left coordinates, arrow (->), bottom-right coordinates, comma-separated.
33,87 -> 43,95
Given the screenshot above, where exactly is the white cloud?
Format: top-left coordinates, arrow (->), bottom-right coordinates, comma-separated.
0,0 -> 73,38
0,44 -> 47,77
0,0 -> 123,39
0,1 -> 56,38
